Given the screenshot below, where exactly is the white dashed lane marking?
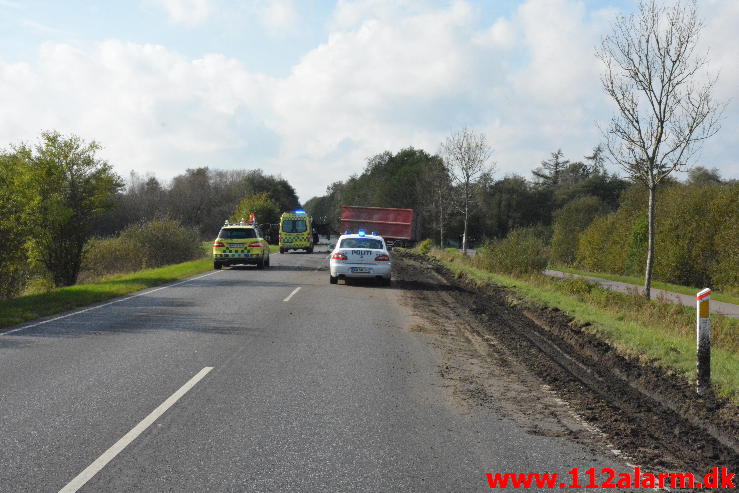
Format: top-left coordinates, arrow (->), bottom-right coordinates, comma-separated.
58,367 -> 214,493
282,287 -> 301,302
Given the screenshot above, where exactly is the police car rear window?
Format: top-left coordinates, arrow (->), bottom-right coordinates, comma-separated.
282,219 -> 307,233
339,238 -> 383,249
219,228 -> 257,239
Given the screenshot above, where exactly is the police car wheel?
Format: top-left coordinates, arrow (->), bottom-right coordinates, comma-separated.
257,258 -> 265,269
214,262 -> 222,270
265,255 -> 270,267
307,247 -> 314,254
329,275 -> 338,284
279,247 -> 285,254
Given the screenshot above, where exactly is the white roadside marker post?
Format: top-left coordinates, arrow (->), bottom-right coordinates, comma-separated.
696,288 -> 712,396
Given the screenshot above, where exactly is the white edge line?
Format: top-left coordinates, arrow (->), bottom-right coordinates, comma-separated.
3,271 -> 222,336
58,366 -> 214,493
282,286 -> 301,302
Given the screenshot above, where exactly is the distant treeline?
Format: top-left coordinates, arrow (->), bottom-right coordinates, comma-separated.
304,146 -> 629,243
305,147 -> 738,292
99,167 -> 300,238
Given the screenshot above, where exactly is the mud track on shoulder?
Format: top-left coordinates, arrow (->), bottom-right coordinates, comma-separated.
393,252 -> 738,476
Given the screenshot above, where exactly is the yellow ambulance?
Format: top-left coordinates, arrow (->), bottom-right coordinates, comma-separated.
279,210 -> 313,254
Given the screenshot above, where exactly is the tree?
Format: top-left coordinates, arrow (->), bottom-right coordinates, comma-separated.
231,192 -> 280,226
33,131 -> 123,287
441,128 -> 493,253
0,148 -> 38,298
584,145 -> 607,174
168,167 -> 212,234
686,166 -> 722,186
551,196 -> 609,265
533,149 -> 569,187
596,0 -> 723,299
425,158 -> 455,247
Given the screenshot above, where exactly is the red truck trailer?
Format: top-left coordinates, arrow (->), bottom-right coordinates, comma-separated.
340,206 -> 415,247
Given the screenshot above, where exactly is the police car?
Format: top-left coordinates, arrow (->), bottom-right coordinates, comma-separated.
329,230 -> 391,285
212,219 -> 270,270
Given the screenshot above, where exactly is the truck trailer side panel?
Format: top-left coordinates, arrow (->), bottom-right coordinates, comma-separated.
340,206 -> 414,241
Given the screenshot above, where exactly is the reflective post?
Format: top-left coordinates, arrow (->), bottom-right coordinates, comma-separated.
696,288 -> 712,395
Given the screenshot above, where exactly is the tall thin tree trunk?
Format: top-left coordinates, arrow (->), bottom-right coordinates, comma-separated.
439,201 -> 444,248
462,195 -> 468,255
644,184 -> 656,300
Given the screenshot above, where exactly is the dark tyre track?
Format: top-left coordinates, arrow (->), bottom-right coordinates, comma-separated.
394,252 -> 738,476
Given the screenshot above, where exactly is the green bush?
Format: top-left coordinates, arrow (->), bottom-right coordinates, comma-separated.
478,227 -> 549,275
709,190 -> 739,294
550,195 -> 609,265
416,238 -> 433,255
231,192 -> 280,225
82,219 -> 202,278
575,182 -> 739,291
0,151 -> 36,299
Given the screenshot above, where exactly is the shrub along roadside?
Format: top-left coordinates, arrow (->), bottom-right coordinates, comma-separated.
431,249 -> 739,403
477,226 -> 549,275
80,218 -> 203,281
0,259 -> 212,330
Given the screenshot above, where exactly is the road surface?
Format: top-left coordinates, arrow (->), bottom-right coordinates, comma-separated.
1,250 -> 626,492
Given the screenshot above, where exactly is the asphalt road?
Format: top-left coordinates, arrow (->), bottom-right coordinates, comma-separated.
1,250 -> 625,492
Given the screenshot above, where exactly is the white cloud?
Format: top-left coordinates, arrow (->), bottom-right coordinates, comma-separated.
1,0 -> 736,202
258,0 -> 299,33
149,0 -> 213,26
511,0 -> 602,105
0,40 -> 273,179
473,18 -> 516,50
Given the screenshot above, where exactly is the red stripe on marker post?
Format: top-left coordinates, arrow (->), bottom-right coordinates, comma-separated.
696,288 -> 712,301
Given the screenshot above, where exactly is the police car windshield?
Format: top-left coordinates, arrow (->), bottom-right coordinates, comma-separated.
219,228 -> 257,239
340,238 -> 384,249
282,219 -> 307,233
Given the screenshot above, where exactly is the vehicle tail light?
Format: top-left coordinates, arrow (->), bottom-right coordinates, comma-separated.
375,254 -> 390,261
213,241 -> 225,248
248,242 -> 262,248
331,252 -> 347,260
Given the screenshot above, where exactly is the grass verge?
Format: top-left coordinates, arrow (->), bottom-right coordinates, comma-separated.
431,249 -> 739,404
550,265 -> 739,305
0,258 -> 213,330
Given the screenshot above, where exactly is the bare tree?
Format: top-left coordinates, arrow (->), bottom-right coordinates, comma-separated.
423,156 -> 455,247
596,0 -> 723,299
441,128 -> 493,253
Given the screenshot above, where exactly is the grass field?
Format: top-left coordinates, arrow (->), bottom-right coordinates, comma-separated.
0,259 -> 214,330
431,249 -> 739,404
550,265 -> 739,305
1,247 -> 288,331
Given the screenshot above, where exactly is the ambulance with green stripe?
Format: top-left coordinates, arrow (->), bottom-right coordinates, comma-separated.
279,210 -> 314,254
212,219 -> 270,270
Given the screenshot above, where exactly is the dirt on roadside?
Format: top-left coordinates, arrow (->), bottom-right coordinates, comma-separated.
393,252 -> 738,477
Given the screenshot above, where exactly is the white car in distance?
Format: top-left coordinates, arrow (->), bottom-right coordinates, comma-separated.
329,231 -> 392,286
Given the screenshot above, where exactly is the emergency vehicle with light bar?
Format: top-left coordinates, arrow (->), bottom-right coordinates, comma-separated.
329,230 -> 391,285
212,218 -> 270,270
279,210 -> 314,254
